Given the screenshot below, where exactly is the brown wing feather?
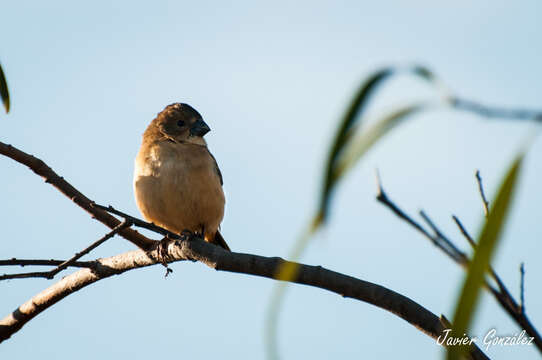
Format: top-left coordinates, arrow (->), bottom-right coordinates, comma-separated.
207,149 -> 223,186
206,148 -> 227,250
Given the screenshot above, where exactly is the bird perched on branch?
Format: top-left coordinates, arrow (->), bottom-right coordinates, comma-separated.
133,103 -> 230,251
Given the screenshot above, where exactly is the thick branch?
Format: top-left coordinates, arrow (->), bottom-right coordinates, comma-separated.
0,142 -> 492,358
0,237 -> 488,359
0,141 -> 155,250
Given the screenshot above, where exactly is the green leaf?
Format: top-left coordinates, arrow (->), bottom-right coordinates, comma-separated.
318,65 -> 436,224
0,63 -> 9,113
332,103 -> 428,181
447,153 -> 524,360
265,105 -> 426,360
265,218 -> 321,360
318,69 -> 392,222
265,66 -> 440,360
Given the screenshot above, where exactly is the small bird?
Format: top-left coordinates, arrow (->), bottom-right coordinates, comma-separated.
133,103 -> 230,251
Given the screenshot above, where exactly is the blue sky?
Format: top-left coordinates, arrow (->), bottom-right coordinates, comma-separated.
1,1 -> 541,359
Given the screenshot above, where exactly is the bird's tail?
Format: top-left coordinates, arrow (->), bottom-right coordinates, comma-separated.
213,231 -> 231,251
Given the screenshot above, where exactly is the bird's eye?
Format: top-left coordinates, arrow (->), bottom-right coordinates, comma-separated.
177,120 -> 185,127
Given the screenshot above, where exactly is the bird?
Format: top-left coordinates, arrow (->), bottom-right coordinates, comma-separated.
133,103 -> 230,251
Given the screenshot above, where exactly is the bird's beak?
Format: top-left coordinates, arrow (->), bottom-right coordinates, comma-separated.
189,119 -> 211,137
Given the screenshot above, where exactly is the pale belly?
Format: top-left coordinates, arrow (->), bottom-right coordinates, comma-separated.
133,155 -> 225,237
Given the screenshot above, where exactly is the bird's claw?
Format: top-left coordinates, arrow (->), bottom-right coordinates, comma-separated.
180,229 -> 194,240
157,237 -> 173,277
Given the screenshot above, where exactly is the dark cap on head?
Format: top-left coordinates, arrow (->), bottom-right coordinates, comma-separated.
161,103 -> 202,120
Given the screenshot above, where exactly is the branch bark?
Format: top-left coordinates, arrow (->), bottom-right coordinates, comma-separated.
0,236 -> 488,359
376,175 -> 542,354
0,141 -> 491,359
0,259 -> 94,268
0,141 -> 155,250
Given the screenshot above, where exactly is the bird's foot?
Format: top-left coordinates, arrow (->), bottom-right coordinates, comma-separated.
176,230 -> 200,263
157,237 -> 173,278
180,229 -> 194,240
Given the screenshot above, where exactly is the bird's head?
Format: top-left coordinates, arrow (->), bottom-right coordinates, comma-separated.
149,103 -> 211,145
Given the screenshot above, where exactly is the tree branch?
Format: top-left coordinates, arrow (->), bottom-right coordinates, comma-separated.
0,140 -> 499,359
0,141 -> 156,250
0,259 -> 94,268
376,174 -> 542,353
375,173 -> 468,267
0,236 -> 489,359
0,222 -> 131,281
475,170 -> 490,217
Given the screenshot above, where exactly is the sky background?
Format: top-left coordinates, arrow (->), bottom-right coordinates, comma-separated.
1,1 -> 541,359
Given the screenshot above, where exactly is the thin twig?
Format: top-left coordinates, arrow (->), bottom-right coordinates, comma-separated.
0,236 -> 491,360
475,170 -> 490,217
0,141 -> 156,250
520,262 -> 525,314
0,259 -> 94,268
376,173 -> 469,269
0,271 -> 58,281
0,222 -> 130,281
452,215 -> 514,307
375,173 -> 433,241
91,203 -> 182,239
451,215 -> 476,248
47,221 -> 131,278
376,175 -> 542,353
419,211 -> 469,266
91,203 -> 190,275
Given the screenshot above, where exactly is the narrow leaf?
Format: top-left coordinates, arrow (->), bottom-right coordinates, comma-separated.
266,66 -> 439,360
0,63 -> 9,113
318,66 -> 436,223
333,103 -> 428,181
319,68 -> 393,222
447,153 -> 524,360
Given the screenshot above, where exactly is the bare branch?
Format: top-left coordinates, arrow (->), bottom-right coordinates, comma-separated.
0,259 -> 94,268
419,211 -> 469,266
0,222 -> 130,281
375,174 -> 433,240
452,215 -> 477,248
452,215 -> 506,293
0,236 -> 489,360
0,271 -> 57,281
47,221 -> 131,278
475,170 -> 490,217
0,141 -> 156,250
376,175 -> 468,267
91,203 -> 180,239
377,178 -> 542,353
0,135 -> 532,359
452,214 -> 524,312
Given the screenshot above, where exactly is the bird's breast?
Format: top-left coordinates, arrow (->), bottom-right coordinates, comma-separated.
133,143 -> 225,235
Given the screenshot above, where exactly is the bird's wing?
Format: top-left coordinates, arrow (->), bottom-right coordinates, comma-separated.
207,149 -> 223,186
